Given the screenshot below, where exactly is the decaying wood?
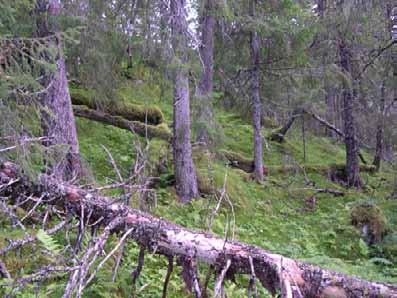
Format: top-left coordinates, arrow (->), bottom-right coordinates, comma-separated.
73,105 -> 171,141
1,162 -> 396,297
70,89 -> 164,125
220,150 -> 375,176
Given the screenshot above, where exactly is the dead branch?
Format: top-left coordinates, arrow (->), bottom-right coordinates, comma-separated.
214,259 -> 231,298
162,255 -> 174,298
0,220 -> 66,255
179,256 -> 202,298
131,246 -> 145,298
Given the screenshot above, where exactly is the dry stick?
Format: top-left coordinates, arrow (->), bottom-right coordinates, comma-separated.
63,218 -> 122,298
202,265 -> 214,298
112,242 -> 125,282
180,256 -> 202,298
162,255 -> 174,298
101,145 -> 123,182
0,220 -> 66,255
214,259 -> 232,298
0,259 -> 11,278
20,194 -> 45,222
248,256 -> 258,298
0,199 -> 27,232
0,137 -> 48,153
84,227 -> 135,287
131,246 -> 145,298
8,265 -> 80,295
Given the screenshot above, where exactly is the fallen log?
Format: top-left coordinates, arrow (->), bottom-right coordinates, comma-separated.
70,88 -> 164,125
1,162 -> 396,297
220,150 -> 376,175
73,105 -> 171,141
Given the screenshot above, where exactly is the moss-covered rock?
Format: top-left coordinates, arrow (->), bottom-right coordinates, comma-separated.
351,202 -> 388,245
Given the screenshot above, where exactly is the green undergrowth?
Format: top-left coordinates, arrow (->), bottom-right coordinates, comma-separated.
2,67 -> 396,297
73,72 -> 397,296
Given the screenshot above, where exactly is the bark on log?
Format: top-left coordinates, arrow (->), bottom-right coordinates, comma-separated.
73,105 -> 171,141
1,162 -> 396,297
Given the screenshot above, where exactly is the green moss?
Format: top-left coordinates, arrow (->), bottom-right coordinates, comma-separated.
351,202 -> 388,244
70,87 -> 165,125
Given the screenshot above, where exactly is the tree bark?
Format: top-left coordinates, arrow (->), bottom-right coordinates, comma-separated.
1,162 -> 396,298
195,0 -> 216,144
372,82 -> 386,171
35,0 -> 81,180
250,0 -> 264,182
170,0 -> 199,202
338,39 -> 361,188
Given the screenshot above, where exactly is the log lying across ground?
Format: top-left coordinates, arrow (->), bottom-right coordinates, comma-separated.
1,162 -> 396,297
70,88 -> 164,125
73,105 -> 171,141
220,150 -> 376,175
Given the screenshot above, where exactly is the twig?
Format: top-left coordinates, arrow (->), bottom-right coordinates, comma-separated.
248,256 -> 257,298
214,259 -> 232,298
0,220 -> 66,255
131,246 -> 145,298
101,145 -> 123,182
85,227 -> 135,287
162,255 -> 174,298
0,259 -> 11,278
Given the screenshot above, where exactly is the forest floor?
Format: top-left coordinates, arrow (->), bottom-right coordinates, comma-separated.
1,66 -> 397,297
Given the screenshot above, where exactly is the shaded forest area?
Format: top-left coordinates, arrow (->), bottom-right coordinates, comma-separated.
0,0 -> 397,297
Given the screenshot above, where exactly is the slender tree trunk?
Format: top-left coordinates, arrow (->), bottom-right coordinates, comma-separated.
195,0 -> 216,144
373,82 -> 386,171
35,0 -> 81,180
249,0 -> 264,182
391,5 -> 397,108
339,40 -> 360,187
170,0 -> 199,202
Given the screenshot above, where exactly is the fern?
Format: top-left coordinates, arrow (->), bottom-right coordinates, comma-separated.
36,229 -> 61,255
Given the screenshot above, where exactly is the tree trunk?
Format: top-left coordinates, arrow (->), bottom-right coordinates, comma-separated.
339,40 -> 361,188
195,0 -> 216,144
390,5 -> 397,108
35,0 -> 81,180
1,162 -> 397,298
372,82 -> 386,171
170,0 -> 199,202
250,0 -> 264,182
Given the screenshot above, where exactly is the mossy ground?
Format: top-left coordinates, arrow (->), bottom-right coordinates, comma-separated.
2,65 -> 396,297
